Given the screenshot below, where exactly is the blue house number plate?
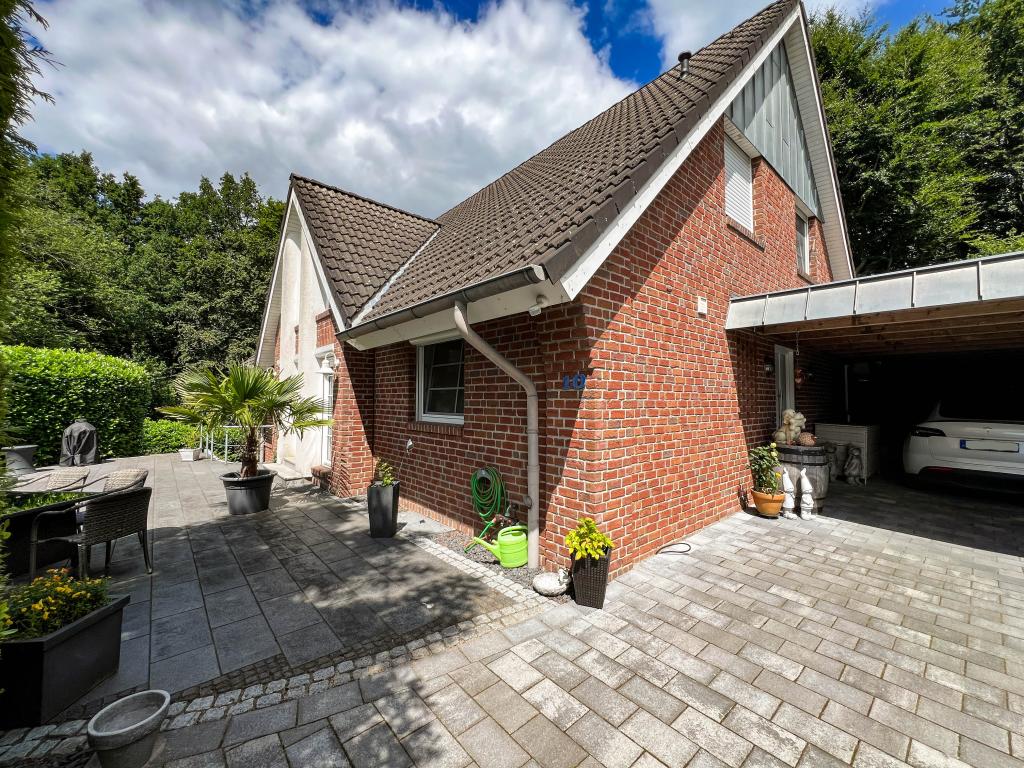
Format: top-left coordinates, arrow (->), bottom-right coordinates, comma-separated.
562,373 -> 587,391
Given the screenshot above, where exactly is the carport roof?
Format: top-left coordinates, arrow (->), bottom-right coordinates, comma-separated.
726,251 -> 1024,356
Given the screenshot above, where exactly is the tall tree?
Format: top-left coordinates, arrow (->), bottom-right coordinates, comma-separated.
811,2 -> 1024,273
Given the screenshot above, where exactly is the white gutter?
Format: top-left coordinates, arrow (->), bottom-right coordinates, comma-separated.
452,302 -> 540,569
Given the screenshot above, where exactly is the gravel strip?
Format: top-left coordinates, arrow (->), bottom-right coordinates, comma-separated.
430,530 -> 571,603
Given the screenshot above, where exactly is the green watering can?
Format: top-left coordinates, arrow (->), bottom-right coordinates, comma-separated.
471,524 -> 528,568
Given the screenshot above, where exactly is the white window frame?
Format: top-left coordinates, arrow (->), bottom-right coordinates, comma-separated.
796,210 -> 810,276
724,135 -> 754,231
320,370 -> 334,466
775,345 -> 795,426
416,341 -> 465,425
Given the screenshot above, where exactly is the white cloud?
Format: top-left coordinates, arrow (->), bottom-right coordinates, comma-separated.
24,0 -> 633,216
644,0 -> 885,69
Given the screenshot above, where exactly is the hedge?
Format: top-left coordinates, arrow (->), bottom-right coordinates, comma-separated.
142,419 -> 200,455
0,346 -> 152,464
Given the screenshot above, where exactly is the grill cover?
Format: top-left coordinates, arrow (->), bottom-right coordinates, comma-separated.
59,419 -> 98,466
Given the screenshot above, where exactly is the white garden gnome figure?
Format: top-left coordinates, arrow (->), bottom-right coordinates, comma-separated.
799,468 -> 816,519
781,468 -> 797,519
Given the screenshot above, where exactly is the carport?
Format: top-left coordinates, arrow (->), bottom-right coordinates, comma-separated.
726,251 -> 1024,478
726,251 -> 1024,357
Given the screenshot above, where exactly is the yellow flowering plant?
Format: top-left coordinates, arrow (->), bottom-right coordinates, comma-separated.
4,569 -> 108,640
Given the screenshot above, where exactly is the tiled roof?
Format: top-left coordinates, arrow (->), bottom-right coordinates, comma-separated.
290,175 -> 439,323
295,0 -> 797,327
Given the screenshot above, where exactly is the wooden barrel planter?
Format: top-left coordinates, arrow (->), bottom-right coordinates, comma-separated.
777,444 -> 830,510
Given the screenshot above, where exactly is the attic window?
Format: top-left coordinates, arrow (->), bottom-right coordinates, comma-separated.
724,136 -> 754,231
796,211 -> 810,276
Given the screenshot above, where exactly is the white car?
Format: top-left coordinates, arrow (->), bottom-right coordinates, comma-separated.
903,401 -> 1024,482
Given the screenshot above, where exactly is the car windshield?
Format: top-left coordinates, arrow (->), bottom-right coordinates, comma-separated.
938,385 -> 1024,422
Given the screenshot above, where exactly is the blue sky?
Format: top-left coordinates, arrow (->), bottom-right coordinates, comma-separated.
400,0 -> 953,83
26,0 -> 954,214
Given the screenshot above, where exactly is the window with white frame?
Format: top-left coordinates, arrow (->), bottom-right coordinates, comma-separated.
417,340 -> 465,424
724,135 -> 754,231
320,370 -> 334,466
796,211 -> 810,275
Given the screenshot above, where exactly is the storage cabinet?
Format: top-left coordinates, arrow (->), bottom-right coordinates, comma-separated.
815,423 -> 883,480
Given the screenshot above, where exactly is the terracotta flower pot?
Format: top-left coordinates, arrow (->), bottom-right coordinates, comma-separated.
751,490 -> 785,518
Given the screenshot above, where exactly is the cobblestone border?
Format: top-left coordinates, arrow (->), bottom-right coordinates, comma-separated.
0,533 -> 549,762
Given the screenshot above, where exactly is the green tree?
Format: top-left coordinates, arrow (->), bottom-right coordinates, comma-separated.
3,152 -> 283,397
811,1 -> 1024,273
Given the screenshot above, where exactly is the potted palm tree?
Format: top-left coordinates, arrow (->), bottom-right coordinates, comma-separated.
749,442 -> 785,517
161,365 -> 329,515
566,518 -> 613,609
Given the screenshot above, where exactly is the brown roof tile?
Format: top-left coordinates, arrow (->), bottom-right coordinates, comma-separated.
289,175 -> 439,323
294,0 -> 796,327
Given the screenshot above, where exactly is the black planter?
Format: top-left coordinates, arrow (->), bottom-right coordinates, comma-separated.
367,482 -> 399,538
0,594 -> 130,728
571,548 -> 612,609
221,470 -> 276,515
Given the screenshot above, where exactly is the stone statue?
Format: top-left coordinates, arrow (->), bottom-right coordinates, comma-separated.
773,409 -> 807,445
799,468 -> 816,518
781,468 -> 797,519
824,442 -> 840,480
844,446 -> 866,485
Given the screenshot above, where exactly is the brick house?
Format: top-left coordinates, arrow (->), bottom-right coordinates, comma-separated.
255,0 -> 855,576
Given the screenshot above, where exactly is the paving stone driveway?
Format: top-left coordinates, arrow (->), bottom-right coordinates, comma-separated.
132,480 -> 1024,768
35,455 -> 513,716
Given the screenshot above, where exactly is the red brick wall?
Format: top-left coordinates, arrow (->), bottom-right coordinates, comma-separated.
312,117 -> 842,576
310,314 -> 376,497
563,120 -> 839,573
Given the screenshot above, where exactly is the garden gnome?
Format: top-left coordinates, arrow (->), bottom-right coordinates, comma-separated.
799,468 -> 816,518
781,468 -> 797,519
844,446 -> 865,485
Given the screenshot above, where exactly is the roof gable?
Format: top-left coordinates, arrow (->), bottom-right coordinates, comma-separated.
728,39 -> 819,214
290,175 -> 438,323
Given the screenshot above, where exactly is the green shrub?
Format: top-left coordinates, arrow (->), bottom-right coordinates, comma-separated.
4,568 -> 108,639
565,518 -> 613,561
0,345 -> 152,464
142,418 -> 199,454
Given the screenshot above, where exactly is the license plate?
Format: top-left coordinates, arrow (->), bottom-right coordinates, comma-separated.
960,439 -> 1020,452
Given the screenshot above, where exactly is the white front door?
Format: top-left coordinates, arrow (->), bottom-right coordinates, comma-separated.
775,345 -> 795,426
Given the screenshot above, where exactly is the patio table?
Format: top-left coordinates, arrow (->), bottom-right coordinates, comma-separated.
1,490 -> 98,577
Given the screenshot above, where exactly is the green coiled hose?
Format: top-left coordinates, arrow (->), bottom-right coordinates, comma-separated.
466,467 -> 505,552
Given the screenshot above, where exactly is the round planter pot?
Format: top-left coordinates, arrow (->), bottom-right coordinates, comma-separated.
752,490 -> 785,518
2,444 -> 38,476
87,689 -> 169,768
221,470 -> 276,515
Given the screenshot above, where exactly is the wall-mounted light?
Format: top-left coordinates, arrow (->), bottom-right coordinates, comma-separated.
318,355 -> 337,375
764,358 -> 775,375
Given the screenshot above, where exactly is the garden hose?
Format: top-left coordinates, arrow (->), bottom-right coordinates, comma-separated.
465,467 -> 505,553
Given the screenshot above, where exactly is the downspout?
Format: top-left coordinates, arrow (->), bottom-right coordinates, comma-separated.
453,302 -> 540,568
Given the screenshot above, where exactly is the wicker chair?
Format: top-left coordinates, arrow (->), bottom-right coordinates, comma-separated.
75,469 -> 148,524
29,486 -> 153,578
81,468 -> 148,492
12,467 -> 90,492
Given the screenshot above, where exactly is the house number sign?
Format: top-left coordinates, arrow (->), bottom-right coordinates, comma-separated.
562,373 -> 587,391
